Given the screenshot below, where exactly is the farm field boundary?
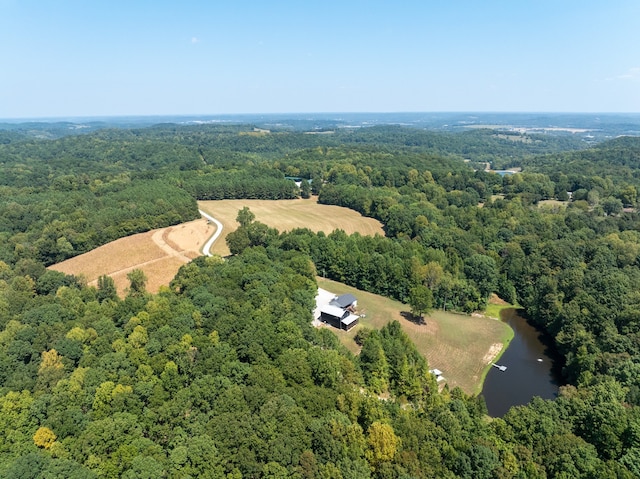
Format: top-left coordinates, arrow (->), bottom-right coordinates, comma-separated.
50,197 -> 384,295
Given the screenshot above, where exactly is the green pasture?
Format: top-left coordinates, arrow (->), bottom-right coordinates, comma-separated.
318,277 -> 513,394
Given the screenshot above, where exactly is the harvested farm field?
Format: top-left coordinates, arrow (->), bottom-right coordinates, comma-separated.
49,218 -> 216,296
197,197 -> 385,256
49,197 -> 383,296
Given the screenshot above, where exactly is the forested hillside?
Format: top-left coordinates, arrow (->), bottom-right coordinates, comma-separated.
1,123 -> 640,477
503,136 -> 640,188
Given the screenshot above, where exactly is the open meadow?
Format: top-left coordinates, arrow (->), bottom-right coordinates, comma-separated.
197,197 -> 385,256
49,197 -> 384,295
49,218 -> 216,296
317,277 -> 512,394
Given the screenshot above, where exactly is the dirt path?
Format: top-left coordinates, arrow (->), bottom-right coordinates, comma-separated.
198,209 -> 223,256
101,217 -> 216,280
151,229 -> 196,263
53,216 -> 217,295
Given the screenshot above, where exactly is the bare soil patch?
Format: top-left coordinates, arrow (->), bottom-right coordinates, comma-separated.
489,293 -> 508,305
482,343 -> 504,364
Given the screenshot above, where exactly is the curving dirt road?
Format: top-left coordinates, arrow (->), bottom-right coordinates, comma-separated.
198,209 -> 223,256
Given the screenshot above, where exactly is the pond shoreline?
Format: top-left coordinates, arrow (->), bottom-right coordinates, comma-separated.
475,320 -> 514,395
480,307 -> 563,417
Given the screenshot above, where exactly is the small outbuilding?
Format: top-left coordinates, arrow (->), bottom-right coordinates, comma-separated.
429,369 -> 446,383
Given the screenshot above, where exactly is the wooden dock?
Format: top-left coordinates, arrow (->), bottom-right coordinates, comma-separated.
492,363 -> 507,372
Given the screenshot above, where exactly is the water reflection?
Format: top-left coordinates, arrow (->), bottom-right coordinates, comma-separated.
481,308 -> 561,417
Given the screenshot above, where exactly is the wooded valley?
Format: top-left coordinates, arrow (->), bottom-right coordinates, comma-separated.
1,122 -> 640,477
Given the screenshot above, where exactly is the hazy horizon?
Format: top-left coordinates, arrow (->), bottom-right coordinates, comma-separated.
3,111 -> 640,123
2,1 -> 639,118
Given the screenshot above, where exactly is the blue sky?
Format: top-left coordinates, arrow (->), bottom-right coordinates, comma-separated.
1,0 -> 639,118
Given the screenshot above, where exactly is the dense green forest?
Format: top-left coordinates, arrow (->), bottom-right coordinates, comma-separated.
1,123 -> 640,477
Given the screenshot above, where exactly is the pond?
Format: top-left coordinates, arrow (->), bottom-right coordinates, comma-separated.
481,308 -> 561,417
494,170 -> 518,176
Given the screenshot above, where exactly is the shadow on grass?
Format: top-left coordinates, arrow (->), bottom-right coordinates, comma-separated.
401,311 -> 426,326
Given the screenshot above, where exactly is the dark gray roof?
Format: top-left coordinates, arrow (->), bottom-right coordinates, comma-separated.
320,304 -> 348,319
330,293 -> 357,308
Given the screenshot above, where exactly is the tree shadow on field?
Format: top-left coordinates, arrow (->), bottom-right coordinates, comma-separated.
401,311 -> 426,326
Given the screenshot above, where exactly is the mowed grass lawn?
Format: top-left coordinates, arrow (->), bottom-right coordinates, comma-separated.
317,277 -> 513,394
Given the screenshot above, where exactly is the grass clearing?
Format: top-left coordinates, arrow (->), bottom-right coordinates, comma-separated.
198,197 -> 385,256
538,199 -> 569,212
317,277 -> 512,394
49,198 -> 382,296
49,218 -> 215,296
